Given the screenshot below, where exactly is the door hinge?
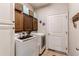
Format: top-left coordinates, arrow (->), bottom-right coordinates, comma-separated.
66,48 -> 68,50
66,32 -> 67,34
12,21 -> 15,23
13,27 -> 15,29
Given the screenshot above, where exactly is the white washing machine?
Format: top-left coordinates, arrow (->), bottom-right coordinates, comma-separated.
15,35 -> 39,56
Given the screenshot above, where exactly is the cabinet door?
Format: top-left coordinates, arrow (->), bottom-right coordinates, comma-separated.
0,25 -> 14,56
33,18 -> 38,31
23,14 -> 32,31
15,11 -> 23,32
15,3 -> 23,11
0,3 -> 13,21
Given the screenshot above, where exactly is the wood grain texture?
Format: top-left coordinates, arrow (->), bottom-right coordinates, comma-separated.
32,18 -> 38,31
15,10 -> 23,32
23,13 -> 33,31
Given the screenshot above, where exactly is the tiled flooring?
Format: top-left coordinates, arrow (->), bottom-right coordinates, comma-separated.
42,49 -> 66,56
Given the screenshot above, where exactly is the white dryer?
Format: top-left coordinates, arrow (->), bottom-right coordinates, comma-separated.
31,33 -> 46,54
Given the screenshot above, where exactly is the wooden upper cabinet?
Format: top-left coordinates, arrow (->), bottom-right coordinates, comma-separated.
32,18 -> 38,31
15,3 -> 23,11
15,3 -> 38,32
23,14 -> 33,31
15,11 -> 23,32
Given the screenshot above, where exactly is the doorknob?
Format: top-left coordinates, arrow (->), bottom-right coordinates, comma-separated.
76,48 -> 79,51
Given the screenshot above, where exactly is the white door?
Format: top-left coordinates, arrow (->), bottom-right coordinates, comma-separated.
0,25 -> 14,56
0,3 -> 14,21
74,21 -> 79,56
47,13 -> 68,53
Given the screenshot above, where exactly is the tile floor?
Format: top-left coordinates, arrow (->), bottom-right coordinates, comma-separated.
42,49 -> 66,56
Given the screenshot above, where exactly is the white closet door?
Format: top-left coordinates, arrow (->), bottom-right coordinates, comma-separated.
0,4 -> 14,20
0,25 -> 14,56
47,13 -> 68,53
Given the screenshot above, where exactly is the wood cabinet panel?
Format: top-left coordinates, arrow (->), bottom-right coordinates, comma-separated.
15,11 -> 23,32
33,18 -> 38,31
23,14 -> 33,31
15,3 -> 38,32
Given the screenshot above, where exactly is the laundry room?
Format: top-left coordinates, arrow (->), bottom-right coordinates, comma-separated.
0,2 -> 79,56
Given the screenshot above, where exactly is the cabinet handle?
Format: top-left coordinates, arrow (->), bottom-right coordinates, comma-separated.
76,48 -> 79,51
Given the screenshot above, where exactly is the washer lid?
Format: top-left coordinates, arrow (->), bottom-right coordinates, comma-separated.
15,35 -> 36,42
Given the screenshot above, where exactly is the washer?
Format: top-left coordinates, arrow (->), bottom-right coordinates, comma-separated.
15,35 -> 38,56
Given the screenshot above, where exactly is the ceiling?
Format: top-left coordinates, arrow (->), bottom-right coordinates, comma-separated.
30,3 -> 49,9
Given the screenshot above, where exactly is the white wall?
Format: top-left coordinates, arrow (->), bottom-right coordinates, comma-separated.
35,3 -> 68,34
69,3 -> 79,56
35,3 -> 68,48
